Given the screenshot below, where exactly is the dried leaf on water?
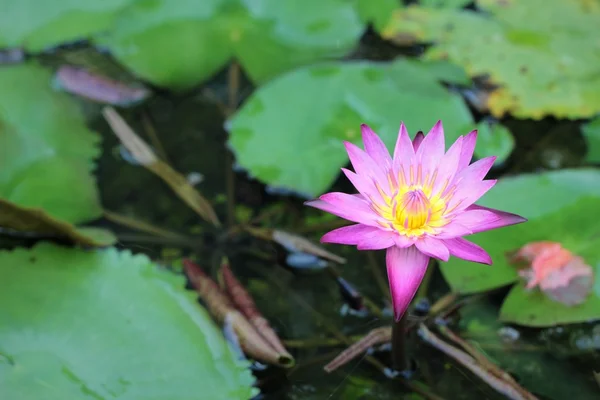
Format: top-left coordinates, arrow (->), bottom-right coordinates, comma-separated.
54,65 -> 150,106
0,198 -> 115,247
245,226 -> 346,264
183,259 -> 294,368
220,258 -> 294,363
102,107 -> 220,227
324,327 -> 392,373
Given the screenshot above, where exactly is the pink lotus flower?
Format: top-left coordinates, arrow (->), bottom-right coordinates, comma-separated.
305,121 -> 527,320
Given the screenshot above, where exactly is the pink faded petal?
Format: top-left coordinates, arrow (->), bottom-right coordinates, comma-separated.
341,168 -> 384,203
321,224 -> 382,245
458,130 -> 477,170
416,120 -> 445,176
415,236 -> 450,261
361,124 -> 392,168
386,246 -> 430,321
447,179 -> 497,213
432,136 -> 463,195
412,131 -> 425,151
305,194 -> 381,227
465,205 -> 527,233
356,230 -> 396,250
393,122 -> 415,177
443,237 -> 492,265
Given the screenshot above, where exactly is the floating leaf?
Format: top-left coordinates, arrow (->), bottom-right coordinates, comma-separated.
0,243 -> 256,399
441,170 -> 600,294
97,0 -> 364,89
184,259 -> 293,367
229,60 -> 475,197
0,0 -> 133,51
0,63 -> 102,225
420,0 -> 472,8
0,199 -> 115,247
383,1 -> 600,119
582,117 -> 600,163
500,279 -> 600,327
445,193 -> 600,326
353,0 -> 399,32
54,65 -> 150,106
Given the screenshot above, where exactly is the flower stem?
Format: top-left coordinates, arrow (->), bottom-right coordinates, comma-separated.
391,314 -> 409,372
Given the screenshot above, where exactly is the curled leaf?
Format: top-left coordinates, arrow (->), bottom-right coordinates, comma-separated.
509,241 -> 594,306
324,327 -> 392,373
0,198 -> 115,247
102,107 -> 220,227
54,66 -> 150,106
220,258 -> 294,365
183,259 -> 292,368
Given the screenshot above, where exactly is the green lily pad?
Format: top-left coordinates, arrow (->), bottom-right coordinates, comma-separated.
0,63 -> 102,224
228,59 -> 476,197
353,0 -> 399,32
441,169 -> 600,294
0,242 -> 257,400
97,0 -> 364,89
582,116 -> 600,163
500,279 -> 600,327
383,1 -> 600,119
0,0 -> 133,51
420,0 -> 472,9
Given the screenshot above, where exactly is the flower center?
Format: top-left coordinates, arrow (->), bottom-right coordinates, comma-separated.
396,189 -> 430,230
372,183 -> 448,237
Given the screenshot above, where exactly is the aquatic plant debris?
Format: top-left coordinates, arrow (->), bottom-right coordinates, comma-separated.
219,258 -> 293,361
183,259 -> 294,368
102,106 -> 221,227
305,121 -> 527,320
509,241 -> 594,306
54,65 -> 150,106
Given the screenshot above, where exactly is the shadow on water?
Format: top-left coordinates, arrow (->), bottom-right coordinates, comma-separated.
79,30 -> 599,400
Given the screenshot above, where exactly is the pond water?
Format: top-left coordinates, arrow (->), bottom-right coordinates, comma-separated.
2,3 -> 600,398
82,31 -> 598,400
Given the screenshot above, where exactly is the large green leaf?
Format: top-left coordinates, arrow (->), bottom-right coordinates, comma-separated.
582,116 -> 600,163
0,63 -> 102,225
97,0 -> 364,89
228,59 -> 477,197
441,169 -> 600,294
0,243 -> 257,400
0,0 -> 133,51
383,0 -> 600,119
353,0 -> 399,32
